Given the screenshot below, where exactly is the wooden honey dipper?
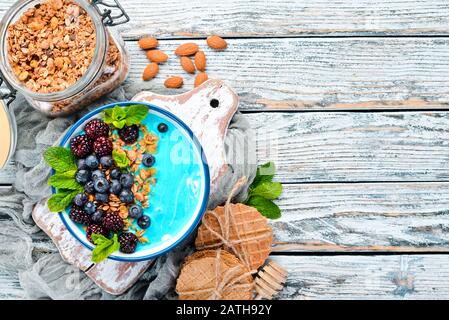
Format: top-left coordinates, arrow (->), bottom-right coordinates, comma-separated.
254,260 -> 288,300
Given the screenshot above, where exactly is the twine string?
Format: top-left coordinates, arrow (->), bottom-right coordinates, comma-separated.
200,176 -> 254,270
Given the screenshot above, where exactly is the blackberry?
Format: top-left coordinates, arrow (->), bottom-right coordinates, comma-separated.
118,232 -> 138,254
86,224 -> 109,244
102,212 -> 124,233
69,206 -> 91,225
93,136 -> 113,157
84,119 -> 110,140
70,135 -> 92,158
118,125 -> 139,144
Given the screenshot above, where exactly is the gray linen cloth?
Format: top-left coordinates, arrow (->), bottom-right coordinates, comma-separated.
0,84 -> 256,299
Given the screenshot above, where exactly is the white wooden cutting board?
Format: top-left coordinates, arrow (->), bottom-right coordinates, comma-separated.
32,80 -> 239,295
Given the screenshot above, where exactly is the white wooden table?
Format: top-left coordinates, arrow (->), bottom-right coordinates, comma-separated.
3,0 -> 449,299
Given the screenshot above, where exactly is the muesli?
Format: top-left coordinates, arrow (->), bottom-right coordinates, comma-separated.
7,0 -> 96,93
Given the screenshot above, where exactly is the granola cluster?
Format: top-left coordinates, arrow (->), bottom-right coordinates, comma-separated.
112,125 -> 158,210
7,0 -> 96,93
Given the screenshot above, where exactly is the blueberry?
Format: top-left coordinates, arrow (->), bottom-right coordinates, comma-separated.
91,210 -> 104,224
91,169 -> 105,181
128,204 -> 143,219
157,123 -> 168,133
95,192 -> 109,203
142,154 -> 155,167
84,181 -> 95,194
120,173 -> 134,188
119,189 -> 134,204
100,156 -> 113,168
73,193 -> 88,207
110,179 -> 122,195
94,177 -> 110,193
75,169 -> 91,184
110,168 -> 121,179
77,158 -> 87,170
137,215 -> 151,229
85,154 -> 99,169
84,201 -> 96,215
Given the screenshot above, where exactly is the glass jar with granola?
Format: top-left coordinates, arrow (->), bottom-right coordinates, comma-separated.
0,0 -> 130,116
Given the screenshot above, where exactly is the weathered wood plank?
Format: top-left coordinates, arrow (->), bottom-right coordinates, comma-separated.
272,254 -> 449,299
0,272 -> 25,299
4,111 -> 449,184
124,38 -> 449,111
251,111 -> 449,183
6,181 -> 449,253
3,0 -> 448,38
272,182 -> 449,252
117,0 -> 449,38
4,254 -> 449,299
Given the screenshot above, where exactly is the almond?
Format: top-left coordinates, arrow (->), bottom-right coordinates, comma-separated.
138,37 -> 159,50
207,35 -> 227,50
164,76 -> 184,89
146,50 -> 168,63
142,62 -> 159,81
175,42 -> 199,56
194,72 -> 208,87
180,56 -> 196,74
194,51 -> 206,72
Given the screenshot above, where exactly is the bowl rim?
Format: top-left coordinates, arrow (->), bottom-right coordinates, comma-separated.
54,101 -> 210,262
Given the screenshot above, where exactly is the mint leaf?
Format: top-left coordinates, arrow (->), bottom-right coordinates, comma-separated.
91,233 -> 110,246
246,195 -> 281,220
48,171 -> 83,190
125,105 -> 148,126
103,105 -> 148,129
47,189 -> 79,212
250,181 -> 283,200
112,120 -> 126,129
112,106 -> 127,120
44,147 -> 77,173
103,109 -> 114,124
92,234 -> 120,263
251,162 -> 276,187
112,150 -> 129,168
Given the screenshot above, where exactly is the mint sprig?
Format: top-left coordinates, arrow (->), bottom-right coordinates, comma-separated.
91,233 -> 120,263
44,146 -> 83,212
103,105 -> 149,129
48,189 -> 81,212
48,170 -> 82,190
112,150 -> 129,168
246,195 -> 281,220
245,162 -> 283,219
44,147 -> 77,173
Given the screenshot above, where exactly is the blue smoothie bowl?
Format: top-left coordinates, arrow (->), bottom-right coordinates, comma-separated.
54,101 -> 210,262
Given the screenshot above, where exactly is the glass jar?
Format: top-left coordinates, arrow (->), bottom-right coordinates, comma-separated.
0,0 -> 130,116
0,89 -> 17,169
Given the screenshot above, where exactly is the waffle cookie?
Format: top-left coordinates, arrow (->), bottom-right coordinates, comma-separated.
195,203 -> 273,273
176,249 -> 254,300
